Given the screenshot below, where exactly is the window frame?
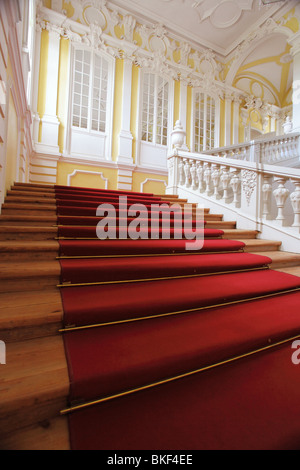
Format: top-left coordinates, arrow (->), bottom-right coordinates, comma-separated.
66,43 -> 115,161
140,70 -> 172,149
191,89 -> 220,153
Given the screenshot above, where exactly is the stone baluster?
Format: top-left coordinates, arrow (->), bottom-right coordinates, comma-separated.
204,163 -> 213,196
196,161 -> 205,193
183,159 -> 191,188
230,169 -> 241,208
261,174 -> 273,220
190,160 -> 198,191
178,158 -> 185,186
291,180 -> 300,228
220,166 -> 232,203
273,178 -> 290,225
211,164 -> 221,198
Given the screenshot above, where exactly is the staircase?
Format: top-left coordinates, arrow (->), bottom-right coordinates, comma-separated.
0,182 -> 300,450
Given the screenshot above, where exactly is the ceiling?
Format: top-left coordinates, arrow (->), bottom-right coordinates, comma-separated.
107,0 -> 296,106
109,0 -> 292,57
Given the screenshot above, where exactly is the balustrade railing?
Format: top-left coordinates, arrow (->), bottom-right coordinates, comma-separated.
167,149 -> 300,252
205,132 -> 300,166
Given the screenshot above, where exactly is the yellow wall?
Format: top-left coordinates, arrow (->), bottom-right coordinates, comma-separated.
57,38 -> 70,154
57,161 -> 118,190
132,172 -> 168,195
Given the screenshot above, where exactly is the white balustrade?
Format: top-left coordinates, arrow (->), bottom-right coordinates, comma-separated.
167,147 -> 300,252
205,132 -> 300,166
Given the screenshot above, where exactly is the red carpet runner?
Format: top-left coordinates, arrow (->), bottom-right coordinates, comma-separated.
55,185 -> 300,450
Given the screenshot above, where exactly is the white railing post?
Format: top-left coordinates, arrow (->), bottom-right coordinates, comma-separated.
261,174 -> 273,220
230,169 -> 241,208
273,178 -> 290,225
291,180 -> 300,229
220,166 -> 231,203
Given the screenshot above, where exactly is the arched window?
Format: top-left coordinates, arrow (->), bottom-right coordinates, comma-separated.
193,91 -> 216,152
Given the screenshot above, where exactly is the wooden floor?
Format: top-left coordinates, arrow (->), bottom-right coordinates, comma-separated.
0,182 -> 299,450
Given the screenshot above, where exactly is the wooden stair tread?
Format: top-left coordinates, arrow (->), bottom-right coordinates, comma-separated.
0,416 -> 70,450
275,266 -> 300,277
5,196 -> 57,204
7,190 -> 57,198
0,226 -> 57,234
2,203 -> 57,210
13,183 -> 55,190
0,240 -> 59,251
0,336 -> 69,436
222,229 -> 259,239
239,239 -> 282,251
0,215 -> 57,223
0,261 -> 60,279
253,250 -> 300,268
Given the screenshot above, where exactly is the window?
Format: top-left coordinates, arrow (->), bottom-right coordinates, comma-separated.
72,49 -> 108,133
194,92 -> 216,152
142,73 -> 169,146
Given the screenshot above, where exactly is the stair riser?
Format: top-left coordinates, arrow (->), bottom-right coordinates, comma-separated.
0,323 -> 62,344
7,191 -> 56,199
0,233 -> 57,241
0,220 -> 56,227
0,277 -> 59,294
1,209 -> 57,216
0,252 -> 57,262
0,394 -> 68,440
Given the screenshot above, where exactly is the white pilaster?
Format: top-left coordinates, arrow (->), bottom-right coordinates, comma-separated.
233,95 -> 240,145
179,81 -> 189,151
225,93 -> 232,146
118,58 -> 133,164
38,25 -> 61,155
31,23 -> 41,145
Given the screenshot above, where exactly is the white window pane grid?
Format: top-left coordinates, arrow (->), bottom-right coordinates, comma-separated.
72,49 -> 108,133
194,92 -> 215,152
142,73 -> 169,146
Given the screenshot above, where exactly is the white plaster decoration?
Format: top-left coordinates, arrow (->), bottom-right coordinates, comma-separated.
242,169 -> 257,206
67,169 -> 109,188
